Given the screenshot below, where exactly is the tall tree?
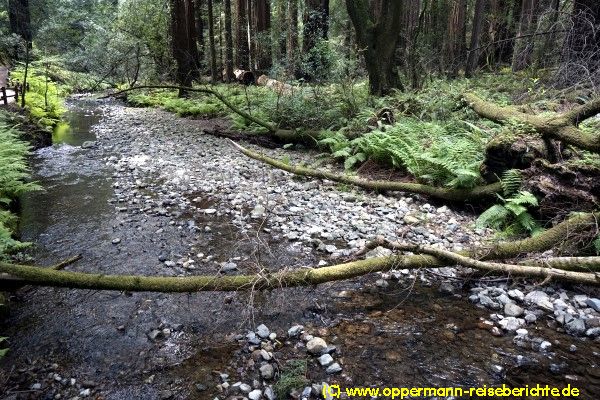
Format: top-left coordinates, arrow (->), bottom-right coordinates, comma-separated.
301,0 -> 329,79
286,0 -> 298,76
445,0 -> 467,77
224,0 -> 235,81
303,0 -> 329,53
465,0 -> 486,77
254,0 -> 271,70
170,0 -> 200,92
346,0 -> 404,96
207,0 -> 218,81
195,0 -> 205,67
511,0 -> 540,71
8,0 -> 32,42
235,0 -> 250,69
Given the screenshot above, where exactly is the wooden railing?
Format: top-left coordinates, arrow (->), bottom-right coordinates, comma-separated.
0,82 -> 29,106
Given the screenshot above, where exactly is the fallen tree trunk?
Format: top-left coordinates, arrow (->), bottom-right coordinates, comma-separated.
230,140 -> 502,202
104,85 -> 321,143
234,69 -> 255,85
0,213 -> 597,291
256,74 -> 294,96
463,92 -> 600,152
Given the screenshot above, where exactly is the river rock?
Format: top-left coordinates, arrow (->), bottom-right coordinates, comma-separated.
524,291 -> 553,311
318,353 -> 334,367
586,298 -> 600,312
499,317 -> 525,331
306,337 -> 327,354
504,303 -> 524,317
288,325 -> 304,337
248,389 -> 263,400
260,364 -> 274,379
326,363 -> 342,374
256,324 -> 270,339
508,289 -> 525,301
565,318 -> 586,336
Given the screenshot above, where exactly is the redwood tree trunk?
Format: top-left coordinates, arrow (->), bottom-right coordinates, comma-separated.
170,0 -> 200,92
235,0 -> 250,69
207,0 -> 219,81
512,0 -> 540,71
466,0 -> 486,77
286,0 -> 299,76
224,0 -> 235,81
8,0 -> 32,42
254,0 -> 272,70
346,0 -> 404,96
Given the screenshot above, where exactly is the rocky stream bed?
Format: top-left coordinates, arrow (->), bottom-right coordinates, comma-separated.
0,97 -> 599,399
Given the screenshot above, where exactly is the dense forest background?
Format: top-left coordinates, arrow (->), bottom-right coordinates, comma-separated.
1,0 -> 599,94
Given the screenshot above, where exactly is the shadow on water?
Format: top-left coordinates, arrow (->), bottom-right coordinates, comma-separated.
52,98 -> 102,146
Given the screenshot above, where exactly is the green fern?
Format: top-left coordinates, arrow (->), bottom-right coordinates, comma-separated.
476,191 -> 541,236
500,169 -> 522,197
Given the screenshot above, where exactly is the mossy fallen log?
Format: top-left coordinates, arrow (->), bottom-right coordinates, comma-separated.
230,140 -> 502,202
0,213 -> 597,292
463,92 -> 600,152
103,85 -> 321,143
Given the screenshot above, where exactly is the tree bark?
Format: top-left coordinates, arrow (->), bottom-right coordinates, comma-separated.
2,213 -> 598,292
235,0 -> 250,69
512,0 -> 540,71
170,0 -> 201,93
207,0 -> 219,82
231,140 -> 502,201
253,0 -> 272,71
345,0 -> 404,96
224,0 -> 235,82
286,0 -> 298,76
8,0 -> 32,42
445,0 -> 467,77
466,0 -> 486,77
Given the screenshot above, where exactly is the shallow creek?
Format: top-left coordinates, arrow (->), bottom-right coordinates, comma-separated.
0,98 -> 598,399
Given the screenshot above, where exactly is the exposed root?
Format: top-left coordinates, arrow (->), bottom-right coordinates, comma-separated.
230,140 -> 502,202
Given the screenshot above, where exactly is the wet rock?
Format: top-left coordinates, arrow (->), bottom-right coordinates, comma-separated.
365,246 -> 393,258
508,289 -> 525,302
586,327 -> 600,337
81,141 -> 96,149
148,329 -> 163,340
479,295 -> 500,310
306,337 -> 327,354
439,282 -> 455,295
301,386 -> 312,399
251,205 -> 266,219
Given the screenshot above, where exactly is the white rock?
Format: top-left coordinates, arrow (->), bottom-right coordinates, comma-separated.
248,389 -> 263,400
306,337 -> 327,354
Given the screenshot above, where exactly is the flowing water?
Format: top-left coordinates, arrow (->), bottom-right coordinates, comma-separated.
1,98 -> 599,399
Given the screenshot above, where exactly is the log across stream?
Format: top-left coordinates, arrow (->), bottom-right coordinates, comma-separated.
1,98 -> 599,398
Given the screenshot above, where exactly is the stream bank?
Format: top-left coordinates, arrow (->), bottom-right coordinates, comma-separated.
0,98 -> 599,399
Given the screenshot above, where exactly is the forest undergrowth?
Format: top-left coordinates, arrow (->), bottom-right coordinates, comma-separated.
124,71 -> 600,244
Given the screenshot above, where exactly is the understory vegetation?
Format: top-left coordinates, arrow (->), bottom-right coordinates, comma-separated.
0,111 -> 37,258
